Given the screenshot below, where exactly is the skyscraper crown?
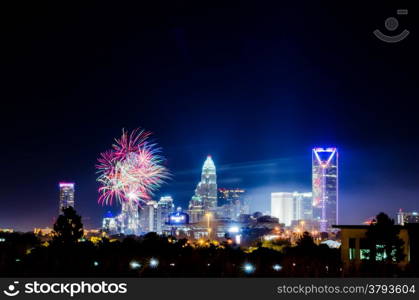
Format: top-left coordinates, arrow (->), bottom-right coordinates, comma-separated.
202,155 -> 215,171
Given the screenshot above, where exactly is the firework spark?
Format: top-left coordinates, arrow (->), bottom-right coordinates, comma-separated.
96,128 -> 169,206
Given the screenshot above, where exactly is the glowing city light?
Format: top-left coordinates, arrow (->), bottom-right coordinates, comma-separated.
228,226 -> 240,233
243,263 -> 255,273
272,264 -> 282,271
170,214 -> 185,223
127,192 -> 138,201
129,261 -> 141,269
59,182 -> 74,188
149,258 -> 159,268
263,234 -> 280,241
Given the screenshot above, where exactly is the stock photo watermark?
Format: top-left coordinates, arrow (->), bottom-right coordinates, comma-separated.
373,9 -> 409,43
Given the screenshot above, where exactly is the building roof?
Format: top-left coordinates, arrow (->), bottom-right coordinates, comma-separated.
333,224 -> 404,229
333,225 -> 370,229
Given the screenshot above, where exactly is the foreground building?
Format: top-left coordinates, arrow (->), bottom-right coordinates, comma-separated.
335,224 -> 419,274
312,147 -> 338,232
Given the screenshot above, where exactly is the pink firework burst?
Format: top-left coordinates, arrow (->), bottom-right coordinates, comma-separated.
96,128 -> 169,206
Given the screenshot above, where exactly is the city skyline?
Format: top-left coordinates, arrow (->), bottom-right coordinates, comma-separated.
1,148 -> 417,232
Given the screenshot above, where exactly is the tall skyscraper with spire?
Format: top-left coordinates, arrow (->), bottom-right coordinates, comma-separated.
195,155 -> 218,211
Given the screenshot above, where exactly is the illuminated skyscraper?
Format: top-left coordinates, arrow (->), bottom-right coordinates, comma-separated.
195,155 -> 217,211
139,200 -> 159,234
271,192 -> 294,226
59,182 -> 75,214
294,192 -> 313,221
218,188 -> 247,220
312,147 -> 338,232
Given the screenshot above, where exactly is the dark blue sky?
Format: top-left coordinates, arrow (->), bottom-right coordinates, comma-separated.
0,1 -> 417,230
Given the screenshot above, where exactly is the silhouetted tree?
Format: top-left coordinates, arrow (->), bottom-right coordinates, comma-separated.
296,232 -> 316,250
281,232 -> 341,276
52,207 -> 83,245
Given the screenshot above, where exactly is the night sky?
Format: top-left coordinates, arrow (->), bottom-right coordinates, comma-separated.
0,1 -> 417,231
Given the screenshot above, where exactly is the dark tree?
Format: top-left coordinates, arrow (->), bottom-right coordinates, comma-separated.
282,232 -> 341,276
53,207 -> 83,245
366,212 -> 405,264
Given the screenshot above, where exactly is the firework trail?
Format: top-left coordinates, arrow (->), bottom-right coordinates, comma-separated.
96,128 -> 169,206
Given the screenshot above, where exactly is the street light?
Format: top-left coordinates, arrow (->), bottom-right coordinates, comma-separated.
129,261 -> 141,270
243,263 -> 255,274
149,258 -> 159,268
272,264 -> 282,271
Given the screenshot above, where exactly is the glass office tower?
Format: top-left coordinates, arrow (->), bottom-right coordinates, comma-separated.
312,147 -> 338,232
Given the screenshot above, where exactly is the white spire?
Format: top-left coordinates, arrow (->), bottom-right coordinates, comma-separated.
202,155 -> 215,171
